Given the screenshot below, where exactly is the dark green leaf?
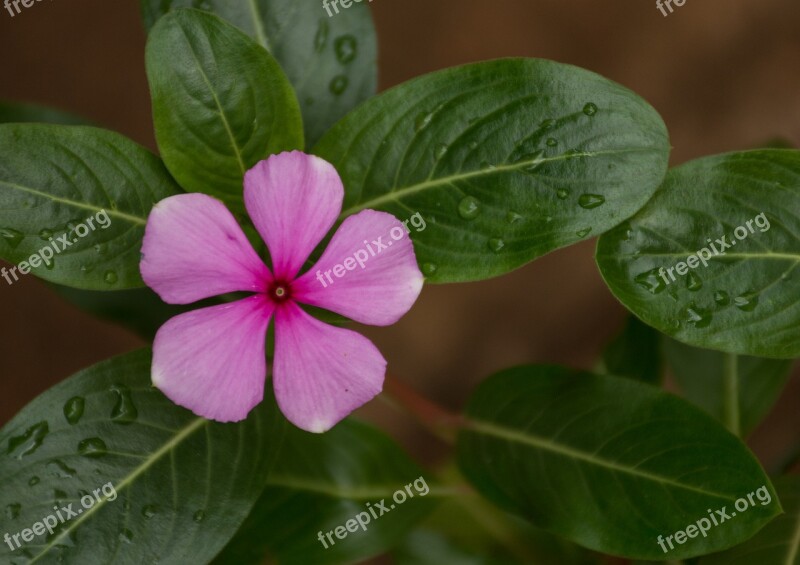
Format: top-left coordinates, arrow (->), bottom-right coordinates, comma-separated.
0,349 -> 285,564
596,150 -> 800,358
146,9 -> 303,212
0,101 -> 87,126
314,58 -> 670,283
664,339 -> 793,436
601,315 -> 663,384
0,124 -> 181,289
140,0 -> 377,147
393,530 -> 519,565
214,420 -> 437,565
457,365 -> 781,560
700,475 -> 800,565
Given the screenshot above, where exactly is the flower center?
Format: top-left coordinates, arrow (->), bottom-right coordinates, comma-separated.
268,281 -> 292,304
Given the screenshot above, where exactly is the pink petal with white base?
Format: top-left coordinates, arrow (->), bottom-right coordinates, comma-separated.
244,152 -> 343,280
152,295 -> 273,423
273,302 -> 385,433
141,193 -> 270,304
293,210 -> 424,326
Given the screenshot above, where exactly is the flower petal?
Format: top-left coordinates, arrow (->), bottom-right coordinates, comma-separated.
293,210 -> 424,326
152,295 -> 273,423
141,193 -> 270,304
273,302 -> 385,433
244,151 -> 343,280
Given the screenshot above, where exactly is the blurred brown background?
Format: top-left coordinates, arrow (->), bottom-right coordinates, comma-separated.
0,0 -> 798,472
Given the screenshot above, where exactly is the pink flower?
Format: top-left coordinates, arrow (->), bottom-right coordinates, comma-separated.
140,151 -> 424,433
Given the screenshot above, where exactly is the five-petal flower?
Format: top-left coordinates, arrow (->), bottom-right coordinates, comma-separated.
140,151 -> 424,433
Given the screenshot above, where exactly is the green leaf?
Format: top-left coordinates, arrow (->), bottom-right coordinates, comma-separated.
146,8 -> 303,212
664,339 -> 793,436
313,58 -> 670,283
214,420 -> 437,565
596,149 -> 800,359
140,0 -> 377,147
0,349 -> 285,564
0,100 -> 88,126
393,530 -> 519,565
457,365 -> 781,560
600,315 -> 663,384
0,124 -> 181,290
700,475 -> 800,565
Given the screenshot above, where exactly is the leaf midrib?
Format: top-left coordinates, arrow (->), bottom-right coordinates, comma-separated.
0,180 -> 147,226
338,146 -> 667,219
786,506 -> 800,565
466,418 -> 734,501
30,417 -> 208,562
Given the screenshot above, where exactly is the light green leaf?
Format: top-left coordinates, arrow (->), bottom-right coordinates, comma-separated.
0,349 -> 285,564
140,0 -> 377,147
314,58 -> 670,283
596,150 -> 800,358
457,365 -> 781,560
0,124 -> 181,290
146,9 -> 303,212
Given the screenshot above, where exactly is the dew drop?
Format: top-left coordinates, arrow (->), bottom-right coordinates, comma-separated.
683,303 -> 713,328
685,272 -> 703,292
39,229 -> 54,241
415,111 -> 434,132
576,227 -> 592,238
0,227 -> 24,249
734,292 -> 759,312
540,118 -> 556,129
119,529 -> 133,544
193,510 -> 206,523
479,161 -> 496,172
334,35 -> 357,64
421,263 -> 438,276
457,196 -> 481,220
7,422 -> 49,459
313,20 -> 329,52
468,141 -> 479,150
714,290 -> 730,306
142,505 -> 159,519
78,438 -> 107,459
583,103 -> 598,116
556,189 -> 570,200
434,143 -> 449,160
80,265 -> 94,274
6,503 -> 21,519
506,212 -> 523,224
28,476 -> 40,486
634,268 -> 667,295
47,460 -> 77,479
578,194 -> 606,209
546,138 -> 558,147
329,75 -> 348,96
110,385 -> 138,425
103,271 -> 118,285
488,238 -> 505,252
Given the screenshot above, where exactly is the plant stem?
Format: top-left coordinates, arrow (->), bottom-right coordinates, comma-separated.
382,373 -> 463,443
723,353 -> 740,436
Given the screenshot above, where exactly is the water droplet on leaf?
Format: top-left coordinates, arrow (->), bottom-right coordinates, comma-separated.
7,422 -> 49,459
78,438 -> 107,459
110,385 -> 138,425
103,271 -> 118,285
329,75 -> 348,95
0,228 -> 24,249
686,272 -> 703,291
578,194 -> 605,209
334,35 -> 357,64
458,196 -> 481,220
634,268 -> 667,294
583,103 -> 598,116
488,238 -> 505,252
